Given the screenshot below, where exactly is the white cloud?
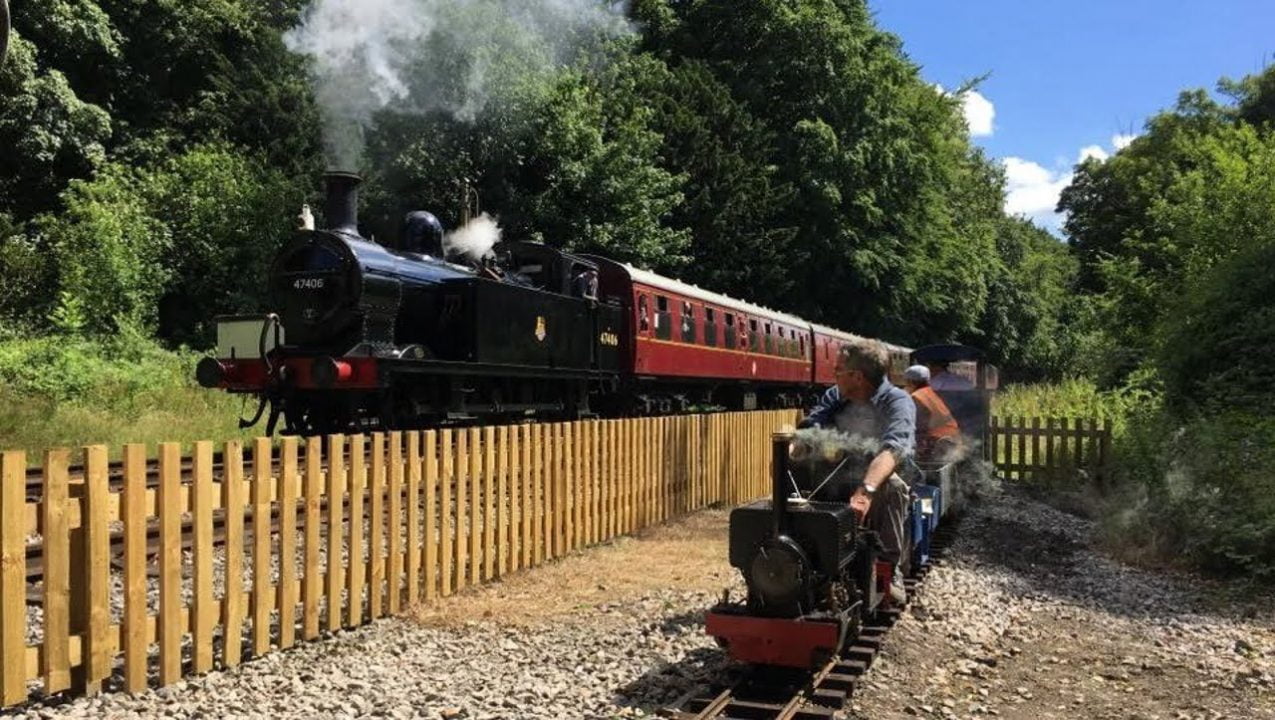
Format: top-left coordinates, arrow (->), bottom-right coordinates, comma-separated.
1112,133 -> 1138,150
961,90 -> 995,137
1078,145 -> 1109,163
1002,157 -> 1073,231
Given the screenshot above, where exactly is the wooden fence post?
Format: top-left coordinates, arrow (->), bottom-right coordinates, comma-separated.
348,434 -> 366,627
278,438 -> 299,650
121,445 -> 148,693
407,432 -> 422,604
251,439 -> 273,659
369,433 -> 385,617
41,450 -> 70,695
192,441 -> 217,671
388,432 -> 404,613
1,451 -> 27,705
424,430 -> 439,603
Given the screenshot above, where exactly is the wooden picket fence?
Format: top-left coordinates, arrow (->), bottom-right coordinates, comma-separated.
0,410 -> 798,708
989,416 -> 1112,485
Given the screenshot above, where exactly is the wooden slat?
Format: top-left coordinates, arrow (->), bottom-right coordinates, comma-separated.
79,446 -> 112,692
538,424 -> 549,564
1,451 -> 27,705
521,425 -> 532,570
496,425 -> 508,578
41,450 -> 70,694
509,426 -> 522,573
252,438 -> 273,658
369,434 -> 385,618
326,435 -> 346,633
423,431 -> 438,602
159,443 -> 184,682
482,426 -> 495,581
610,420 -> 620,538
570,422 -> 581,551
223,441 -> 245,667
553,424 -> 565,558
302,437 -> 321,641
192,441 -> 216,672
388,432 -> 404,614
348,434 -> 366,627
387,433 -> 402,611
469,428 -> 482,585
407,432 -> 422,605
440,429 -> 453,596
602,420 -> 611,539
278,438 -> 299,651
121,445 -> 148,693
455,429 -> 468,591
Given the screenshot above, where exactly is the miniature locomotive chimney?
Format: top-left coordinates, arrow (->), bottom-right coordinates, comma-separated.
772,431 -> 795,535
324,171 -> 362,236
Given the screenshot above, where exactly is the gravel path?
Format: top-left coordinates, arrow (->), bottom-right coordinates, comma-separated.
850,488 -> 1275,719
7,489 -> 1274,719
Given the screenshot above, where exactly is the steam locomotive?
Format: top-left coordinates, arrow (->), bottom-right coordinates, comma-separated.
705,347 -> 992,669
196,172 -> 990,434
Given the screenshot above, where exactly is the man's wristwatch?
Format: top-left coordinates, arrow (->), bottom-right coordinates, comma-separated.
863,483 -> 876,495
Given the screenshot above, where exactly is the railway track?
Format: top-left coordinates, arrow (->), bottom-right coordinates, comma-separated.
662,525 -> 956,720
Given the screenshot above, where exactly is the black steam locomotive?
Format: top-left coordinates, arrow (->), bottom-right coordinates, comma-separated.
197,172 -> 622,435
705,424 -> 960,669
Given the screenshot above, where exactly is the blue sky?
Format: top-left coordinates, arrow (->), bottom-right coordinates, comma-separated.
869,0 -> 1275,231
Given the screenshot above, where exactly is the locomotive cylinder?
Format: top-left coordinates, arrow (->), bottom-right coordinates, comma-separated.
324,171 -> 362,236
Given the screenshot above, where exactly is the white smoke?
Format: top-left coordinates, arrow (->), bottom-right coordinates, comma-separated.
285,0 -> 633,169
444,212 -> 502,262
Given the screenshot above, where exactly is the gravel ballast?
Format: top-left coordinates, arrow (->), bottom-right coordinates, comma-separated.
8,489 -> 1275,719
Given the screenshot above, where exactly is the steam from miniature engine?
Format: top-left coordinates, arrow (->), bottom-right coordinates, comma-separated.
285,0 -> 633,170
443,212 -> 502,263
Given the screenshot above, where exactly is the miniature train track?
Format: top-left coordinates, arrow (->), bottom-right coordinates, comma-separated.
662,525 -> 957,720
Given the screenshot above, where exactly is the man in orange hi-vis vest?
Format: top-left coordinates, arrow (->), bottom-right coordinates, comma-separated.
902,365 -> 962,464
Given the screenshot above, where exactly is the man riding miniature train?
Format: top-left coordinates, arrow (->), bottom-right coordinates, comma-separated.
798,338 -> 915,605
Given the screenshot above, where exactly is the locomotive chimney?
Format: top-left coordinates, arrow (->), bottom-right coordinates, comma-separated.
772,431 -> 795,535
324,171 -> 362,236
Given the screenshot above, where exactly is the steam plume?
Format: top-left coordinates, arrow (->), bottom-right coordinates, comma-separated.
444,212 -> 502,262
285,0 -> 632,169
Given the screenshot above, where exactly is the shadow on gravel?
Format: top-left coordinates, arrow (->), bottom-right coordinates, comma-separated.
612,646 -> 736,714
608,608 -> 739,713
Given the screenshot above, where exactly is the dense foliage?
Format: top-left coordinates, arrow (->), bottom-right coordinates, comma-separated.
0,0 -> 1071,377
1058,64 -> 1275,578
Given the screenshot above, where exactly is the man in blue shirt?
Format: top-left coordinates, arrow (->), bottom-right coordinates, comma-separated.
801,338 -> 915,600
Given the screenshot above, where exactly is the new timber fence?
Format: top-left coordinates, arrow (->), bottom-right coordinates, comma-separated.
0,410 -> 800,708
989,416 -> 1113,485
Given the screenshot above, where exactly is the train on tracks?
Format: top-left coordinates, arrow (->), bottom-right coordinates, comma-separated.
703,344 -> 994,672
197,172 -> 987,435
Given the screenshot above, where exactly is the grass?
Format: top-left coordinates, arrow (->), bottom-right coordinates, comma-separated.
0,334 -> 260,460
992,377 -> 1141,433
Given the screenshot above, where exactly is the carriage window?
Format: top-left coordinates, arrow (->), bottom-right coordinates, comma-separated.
749,319 -> 760,351
799,336 -> 806,358
681,301 -> 695,343
655,296 -> 672,340
724,313 -> 737,348
638,295 -> 650,333
764,323 -> 773,355
705,308 -> 718,347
